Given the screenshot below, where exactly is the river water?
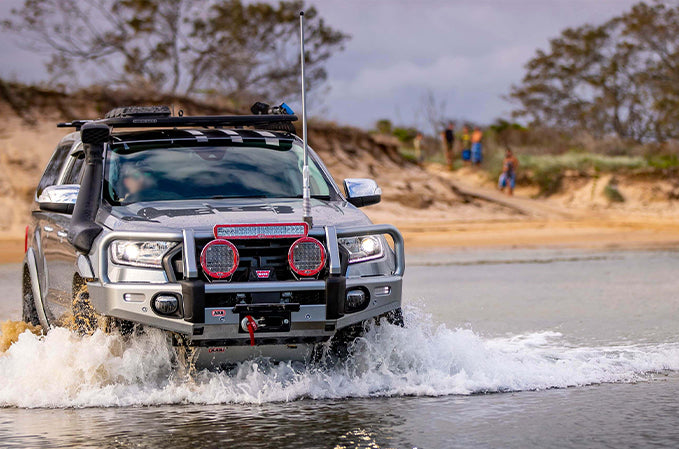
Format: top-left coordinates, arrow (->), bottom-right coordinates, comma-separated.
0,248 -> 678,448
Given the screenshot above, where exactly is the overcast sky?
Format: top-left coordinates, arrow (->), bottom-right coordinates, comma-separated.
0,0 -> 639,130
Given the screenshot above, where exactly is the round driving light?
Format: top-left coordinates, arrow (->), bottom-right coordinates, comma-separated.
153,294 -> 179,315
288,237 -> 326,276
200,239 -> 239,279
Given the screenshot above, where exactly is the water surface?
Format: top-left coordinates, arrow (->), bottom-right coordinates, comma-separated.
0,249 -> 678,448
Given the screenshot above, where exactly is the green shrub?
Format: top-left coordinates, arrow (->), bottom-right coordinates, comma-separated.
392,127 -> 418,143
516,152 -> 647,196
374,119 -> 392,134
604,181 -> 625,202
646,154 -> 679,169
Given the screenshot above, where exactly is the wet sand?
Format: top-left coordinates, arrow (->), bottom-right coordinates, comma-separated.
394,217 -> 679,251
0,238 -> 23,265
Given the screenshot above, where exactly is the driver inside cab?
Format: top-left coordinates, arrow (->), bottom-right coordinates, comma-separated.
120,164 -> 148,203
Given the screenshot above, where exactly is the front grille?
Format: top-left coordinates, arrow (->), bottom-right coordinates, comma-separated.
167,237 -> 328,283
205,290 -> 326,308
223,238 -> 299,282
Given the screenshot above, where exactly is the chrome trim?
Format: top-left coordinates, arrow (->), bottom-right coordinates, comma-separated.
344,178 -> 382,198
182,229 -> 198,279
37,184 -> 80,206
324,225 -> 341,275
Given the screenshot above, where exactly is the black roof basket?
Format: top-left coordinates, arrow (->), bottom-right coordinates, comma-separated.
57,104 -> 298,132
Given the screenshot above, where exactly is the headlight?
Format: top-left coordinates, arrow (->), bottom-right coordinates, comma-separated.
338,235 -> 384,263
110,240 -> 177,268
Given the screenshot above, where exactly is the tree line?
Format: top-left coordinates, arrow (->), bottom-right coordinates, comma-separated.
2,0 -> 348,107
510,1 -> 679,143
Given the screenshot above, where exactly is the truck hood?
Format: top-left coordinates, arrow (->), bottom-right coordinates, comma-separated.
100,198 -> 372,233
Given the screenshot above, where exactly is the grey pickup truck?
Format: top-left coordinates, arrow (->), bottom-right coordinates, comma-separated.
22,105 -> 405,367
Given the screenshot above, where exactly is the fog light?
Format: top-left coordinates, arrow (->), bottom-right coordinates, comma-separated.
153,294 -> 179,315
346,289 -> 369,312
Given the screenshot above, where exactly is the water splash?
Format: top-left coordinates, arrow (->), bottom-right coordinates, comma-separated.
0,320 -> 41,353
1,306 -> 678,408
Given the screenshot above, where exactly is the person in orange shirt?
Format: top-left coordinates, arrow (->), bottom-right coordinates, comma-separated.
471,126 -> 483,166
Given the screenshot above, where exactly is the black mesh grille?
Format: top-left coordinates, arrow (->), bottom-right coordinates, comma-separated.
168,237 -> 328,283
205,290 -> 325,308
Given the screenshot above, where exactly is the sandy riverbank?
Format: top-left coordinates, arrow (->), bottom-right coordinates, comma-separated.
392,217 -> 679,252
3,216 -> 678,264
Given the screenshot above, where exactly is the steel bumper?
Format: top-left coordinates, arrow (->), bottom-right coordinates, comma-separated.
87,223 -> 405,345
87,275 -> 402,343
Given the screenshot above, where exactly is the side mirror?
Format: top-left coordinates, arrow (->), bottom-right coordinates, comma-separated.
343,178 -> 382,207
37,184 -> 80,214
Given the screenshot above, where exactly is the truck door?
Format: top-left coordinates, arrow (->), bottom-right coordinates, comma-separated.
37,142 -> 80,324
47,149 -> 86,325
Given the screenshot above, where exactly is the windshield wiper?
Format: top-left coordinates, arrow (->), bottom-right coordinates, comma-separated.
294,194 -> 331,200
209,195 -> 268,199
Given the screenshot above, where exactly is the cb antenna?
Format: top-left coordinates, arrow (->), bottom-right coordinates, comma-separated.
299,10 -> 312,227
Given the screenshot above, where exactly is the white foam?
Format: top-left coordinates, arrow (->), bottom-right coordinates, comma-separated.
1,306 -> 679,408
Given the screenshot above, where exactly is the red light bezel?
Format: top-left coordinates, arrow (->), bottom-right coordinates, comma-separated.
24,225 -> 29,253
213,222 -> 308,240
200,239 -> 239,279
288,237 -> 326,277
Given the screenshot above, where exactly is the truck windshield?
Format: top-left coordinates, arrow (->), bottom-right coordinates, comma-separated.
104,142 -> 332,205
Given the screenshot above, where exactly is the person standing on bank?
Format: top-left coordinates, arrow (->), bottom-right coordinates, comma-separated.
442,122 -> 455,170
498,148 -> 519,196
471,126 -> 483,166
461,125 -> 472,165
413,132 -> 424,163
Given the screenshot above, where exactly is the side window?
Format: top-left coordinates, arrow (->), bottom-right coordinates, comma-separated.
36,143 -> 72,196
62,153 -> 85,185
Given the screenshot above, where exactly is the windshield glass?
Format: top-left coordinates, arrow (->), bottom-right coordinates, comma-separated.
104,141 -> 332,205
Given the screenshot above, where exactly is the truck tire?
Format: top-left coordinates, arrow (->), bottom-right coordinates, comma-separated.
385,307 -> 405,327
72,280 -> 136,336
313,307 -> 405,364
72,287 -> 99,335
21,266 -> 40,326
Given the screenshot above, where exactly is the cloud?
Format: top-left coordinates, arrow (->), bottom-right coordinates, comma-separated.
0,0 -> 642,129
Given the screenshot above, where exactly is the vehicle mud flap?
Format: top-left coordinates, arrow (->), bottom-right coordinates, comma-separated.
325,275 -> 346,320
181,280 -> 205,324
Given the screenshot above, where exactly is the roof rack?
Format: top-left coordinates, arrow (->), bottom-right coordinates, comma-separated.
57,104 -> 298,131
57,114 -> 298,131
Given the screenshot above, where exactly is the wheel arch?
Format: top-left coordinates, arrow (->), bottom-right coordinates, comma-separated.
23,248 -> 50,329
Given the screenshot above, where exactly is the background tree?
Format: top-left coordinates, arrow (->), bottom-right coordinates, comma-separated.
510,1 -> 679,142
418,89 -> 447,137
2,0 -> 348,105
